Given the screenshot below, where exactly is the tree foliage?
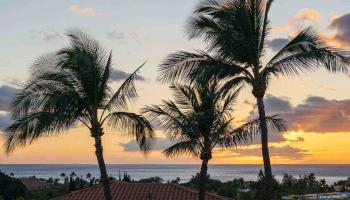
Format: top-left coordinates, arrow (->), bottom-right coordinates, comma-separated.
4,29 -> 154,154
0,171 -> 26,200
143,79 -> 286,158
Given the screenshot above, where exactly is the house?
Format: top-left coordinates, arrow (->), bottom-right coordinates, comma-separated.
52,182 -> 232,200
334,186 -> 350,192
282,192 -> 350,200
19,177 -> 51,191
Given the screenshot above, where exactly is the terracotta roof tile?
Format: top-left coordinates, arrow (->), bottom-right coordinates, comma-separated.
52,182 -> 232,200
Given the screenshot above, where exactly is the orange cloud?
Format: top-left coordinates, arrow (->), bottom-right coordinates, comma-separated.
272,8 -> 320,33
325,13 -> 350,48
271,23 -> 295,33
293,9 -> 321,21
322,34 -> 350,49
69,4 -> 97,17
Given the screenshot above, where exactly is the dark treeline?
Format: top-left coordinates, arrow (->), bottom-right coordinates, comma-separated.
3,170 -> 350,200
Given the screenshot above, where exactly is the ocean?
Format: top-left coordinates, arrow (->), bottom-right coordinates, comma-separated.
1,164 -> 349,184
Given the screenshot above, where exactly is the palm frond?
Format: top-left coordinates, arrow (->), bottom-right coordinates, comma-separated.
218,87 -> 241,116
158,50 -> 214,83
163,140 -> 200,158
98,51 -> 113,105
103,62 -> 146,113
258,0 -> 274,57
104,111 -> 154,153
11,69 -> 85,118
4,108 -> 79,154
265,27 -> 350,78
159,50 -> 248,84
54,29 -> 113,108
265,115 -> 287,133
142,102 -> 196,142
186,0 -> 267,64
218,115 -> 287,148
170,84 -> 199,112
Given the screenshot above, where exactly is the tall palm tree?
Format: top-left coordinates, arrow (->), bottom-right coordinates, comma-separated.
143,79 -> 286,200
3,30 -> 154,200
158,0 -> 350,198
86,173 -> 92,182
60,172 -> 66,183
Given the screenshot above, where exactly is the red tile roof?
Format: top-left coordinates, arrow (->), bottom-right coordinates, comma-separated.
52,182 -> 232,200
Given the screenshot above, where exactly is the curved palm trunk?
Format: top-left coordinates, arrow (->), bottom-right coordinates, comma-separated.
94,135 -> 112,200
198,158 -> 209,200
256,97 -> 273,200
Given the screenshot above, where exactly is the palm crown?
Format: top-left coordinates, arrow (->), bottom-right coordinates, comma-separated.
4,30 -> 154,153
159,0 -> 350,88
143,80 -> 285,158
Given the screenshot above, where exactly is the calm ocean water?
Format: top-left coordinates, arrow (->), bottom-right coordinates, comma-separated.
0,164 -> 349,184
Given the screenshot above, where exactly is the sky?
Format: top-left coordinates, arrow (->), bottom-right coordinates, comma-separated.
0,0 -> 350,164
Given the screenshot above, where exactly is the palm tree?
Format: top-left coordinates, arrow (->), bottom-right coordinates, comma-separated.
143,79 -> 285,200
86,172 -> 92,183
158,0 -> 350,198
3,30 -> 154,200
70,171 -> 77,178
60,172 -> 66,184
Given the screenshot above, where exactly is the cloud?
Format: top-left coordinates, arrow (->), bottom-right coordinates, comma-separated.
0,112 -> 10,130
243,127 -> 292,145
128,28 -> 142,45
1,78 -> 22,87
0,85 -> 15,129
284,97 -> 350,132
0,85 -> 16,111
271,23 -> 296,34
267,38 -> 290,52
264,95 -> 293,114
107,30 -> 127,43
327,13 -> 350,48
107,28 -> 143,45
0,85 -> 16,130
250,95 -> 350,133
110,68 -> 145,81
120,135 -> 307,160
272,10 -> 349,49
248,95 -> 292,119
272,8 -> 320,33
69,4 -> 97,16
120,137 -> 173,152
318,84 -> 336,91
293,9 -> 321,21
233,146 -> 309,160
29,30 -> 63,42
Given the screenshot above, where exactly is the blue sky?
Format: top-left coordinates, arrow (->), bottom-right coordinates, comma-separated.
1,0 -> 349,83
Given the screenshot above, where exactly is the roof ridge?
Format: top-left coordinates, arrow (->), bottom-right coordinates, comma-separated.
111,182 -> 165,185
51,182 -> 232,200
169,183 -> 230,199
51,183 -> 102,199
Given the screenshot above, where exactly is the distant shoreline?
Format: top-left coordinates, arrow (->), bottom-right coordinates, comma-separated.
1,164 -> 349,184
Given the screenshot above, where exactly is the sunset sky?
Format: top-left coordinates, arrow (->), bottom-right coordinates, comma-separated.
1,0 -> 350,164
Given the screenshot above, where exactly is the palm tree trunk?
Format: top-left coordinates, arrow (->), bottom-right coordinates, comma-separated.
256,97 -> 273,200
94,135 -> 112,200
198,158 -> 209,200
